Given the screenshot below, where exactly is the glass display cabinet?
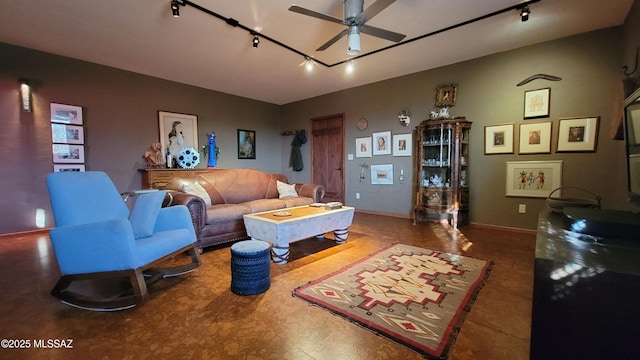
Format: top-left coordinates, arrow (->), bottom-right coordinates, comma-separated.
414,118 -> 472,227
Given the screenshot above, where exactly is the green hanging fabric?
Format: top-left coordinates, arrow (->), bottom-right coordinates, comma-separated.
289,130 -> 307,171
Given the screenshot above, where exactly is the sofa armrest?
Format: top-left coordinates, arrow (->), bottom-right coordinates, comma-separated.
166,191 -> 206,247
294,184 -> 325,202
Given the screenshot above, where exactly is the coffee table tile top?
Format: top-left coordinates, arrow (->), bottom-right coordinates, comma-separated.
243,205 -> 355,264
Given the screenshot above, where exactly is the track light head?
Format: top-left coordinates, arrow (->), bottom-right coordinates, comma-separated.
520,6 -> 530,22
253,35 -> 260,48
171,0 -> 180,17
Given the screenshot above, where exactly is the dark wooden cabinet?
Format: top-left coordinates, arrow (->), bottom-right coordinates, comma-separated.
414,118 -> 472,227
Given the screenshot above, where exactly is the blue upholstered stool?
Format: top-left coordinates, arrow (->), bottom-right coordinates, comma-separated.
230,240 -> 271,295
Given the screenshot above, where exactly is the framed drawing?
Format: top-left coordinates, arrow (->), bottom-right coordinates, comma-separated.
51,123 -> 84,145
393,133 -> 412,157
53,164 -> 86,172
556,116 -> 599,152
372,131 -> 391,155
506,160 -> 562,198
158,111 -> 198,158
371,164 -> 394,185
50,103 -> 83,125
237,129 -> 256,159
435,84 -> 457,107
52,144 -> 85,163
524,88 -> 550,119
484,124 -> 514,154
519,121 -> 552,154
355,137 -> 372,158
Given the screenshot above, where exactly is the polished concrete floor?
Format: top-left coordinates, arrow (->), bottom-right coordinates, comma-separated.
0,212 -> 535,359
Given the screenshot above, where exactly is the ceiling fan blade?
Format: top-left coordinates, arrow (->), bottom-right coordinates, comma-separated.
360,24 -> 406,42
288,5 -> 344,25
316,28 -> 349,51
361,0 -> 396,23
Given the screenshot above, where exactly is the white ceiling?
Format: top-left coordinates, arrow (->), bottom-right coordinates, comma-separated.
0,0 -> 633,105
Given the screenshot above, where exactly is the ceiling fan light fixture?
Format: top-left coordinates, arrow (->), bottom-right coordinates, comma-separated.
347,26 -> 361,55
252,35 -> 260,48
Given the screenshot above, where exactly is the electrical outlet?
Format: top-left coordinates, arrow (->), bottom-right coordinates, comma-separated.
518,204 -> 526,214
356,192 -> 361,200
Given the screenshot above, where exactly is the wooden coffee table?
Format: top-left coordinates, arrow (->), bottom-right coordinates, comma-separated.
243,205 -> 355,264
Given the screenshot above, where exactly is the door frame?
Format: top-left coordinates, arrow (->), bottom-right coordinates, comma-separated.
311,113 -> 345,203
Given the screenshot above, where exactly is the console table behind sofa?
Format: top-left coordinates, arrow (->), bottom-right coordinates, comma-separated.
140,169 -> 215,189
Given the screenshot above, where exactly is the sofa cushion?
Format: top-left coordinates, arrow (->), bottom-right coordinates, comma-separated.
205,204 -> 252,224
182,182 -> 212,206
277,180 -> 298,198
244,199 -> 288,213
283,196 -> 314,207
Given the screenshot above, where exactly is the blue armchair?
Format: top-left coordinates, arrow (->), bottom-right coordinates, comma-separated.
46,171 -> 201,311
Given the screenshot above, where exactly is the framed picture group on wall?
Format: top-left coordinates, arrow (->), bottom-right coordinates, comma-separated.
51,103 -> 86,172
485,117 -> 599,154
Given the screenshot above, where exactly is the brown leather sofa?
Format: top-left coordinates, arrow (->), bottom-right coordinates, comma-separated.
164,168 -> 324,249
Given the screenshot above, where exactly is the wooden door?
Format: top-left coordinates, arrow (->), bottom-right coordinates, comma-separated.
311,114 -> 345,203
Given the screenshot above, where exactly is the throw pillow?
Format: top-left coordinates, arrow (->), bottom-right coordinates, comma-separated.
182,182 -> 212,206
129,190 -> 166,239
277,180 -> 298,198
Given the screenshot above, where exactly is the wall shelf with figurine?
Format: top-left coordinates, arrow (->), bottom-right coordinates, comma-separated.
414,118 -> 472,227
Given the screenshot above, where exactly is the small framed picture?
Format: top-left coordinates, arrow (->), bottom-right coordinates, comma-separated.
372,131 -> 391,155
355,137 -> 372,158
506,160 -> 563,198
52,144 -> 85,163
392,133 -> 412,157
50,103 -> 83,125
51,123 -> 84,144
435,84 -> 457,107
237,129 -> 256,159
484,124 -> 514,154
523,88 -> 550,119
519,121 -> 552,154
556,117 -> 599,152
370,164 -> 393,185
53,164 -> 86,172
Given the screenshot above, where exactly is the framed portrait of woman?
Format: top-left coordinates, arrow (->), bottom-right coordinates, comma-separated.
158,111 -> 199,159
372,131 -> 391,156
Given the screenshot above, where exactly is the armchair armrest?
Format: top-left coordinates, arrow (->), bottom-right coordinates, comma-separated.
49,219 -> 138,275
154,205 -> 196,240
294,183 -> 325,202
166,191 -> 206,245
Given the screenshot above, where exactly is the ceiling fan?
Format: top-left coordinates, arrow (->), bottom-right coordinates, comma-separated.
289,0 -> 406,55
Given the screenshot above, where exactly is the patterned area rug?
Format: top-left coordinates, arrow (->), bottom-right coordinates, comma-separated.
292,243 -> 493,359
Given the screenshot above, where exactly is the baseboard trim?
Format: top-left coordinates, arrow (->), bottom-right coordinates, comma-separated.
354,209 -> 412,220
469,222 -> 536,234
0,228 -> 50,238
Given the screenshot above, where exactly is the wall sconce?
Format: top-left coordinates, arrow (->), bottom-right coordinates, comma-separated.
20,79 -> 32,113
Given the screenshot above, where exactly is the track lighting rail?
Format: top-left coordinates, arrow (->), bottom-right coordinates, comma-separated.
172,0 -> 540,69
